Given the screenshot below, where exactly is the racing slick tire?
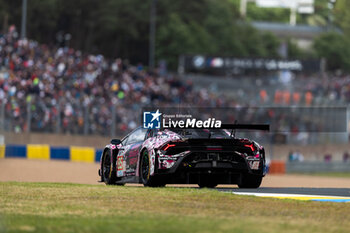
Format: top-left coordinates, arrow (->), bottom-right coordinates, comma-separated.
238,174 -> 262,188
140,150 -> 165,187
102,150 -> 125,185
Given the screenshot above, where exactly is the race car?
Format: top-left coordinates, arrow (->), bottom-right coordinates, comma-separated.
98,126 -> 268,188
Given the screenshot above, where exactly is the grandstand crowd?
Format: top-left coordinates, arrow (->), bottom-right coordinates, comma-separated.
0,26 -> 349,137
0,27 -> 236,135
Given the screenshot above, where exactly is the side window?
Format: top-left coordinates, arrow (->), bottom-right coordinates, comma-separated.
126,128 -> 147,145
121,136 -> 129,146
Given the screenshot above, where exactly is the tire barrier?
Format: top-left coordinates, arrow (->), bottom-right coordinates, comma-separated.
268,160 -> 286,174
0,144 -> 5,158
2,144 -> 103,163
27,144 -> 50,160
70,146 -> 95,163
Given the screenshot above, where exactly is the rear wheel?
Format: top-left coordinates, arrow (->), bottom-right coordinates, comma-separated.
140,150 -> 165,187
238,174 -> 262,188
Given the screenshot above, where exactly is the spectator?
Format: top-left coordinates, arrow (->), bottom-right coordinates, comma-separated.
288,150 -> 294,162
288,150 -> 304,162
343,151 -> 349,162
324,153 -> 332,163
294,150 -> 304,162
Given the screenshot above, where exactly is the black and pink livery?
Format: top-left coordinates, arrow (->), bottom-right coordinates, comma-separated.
99,127 -> 267,188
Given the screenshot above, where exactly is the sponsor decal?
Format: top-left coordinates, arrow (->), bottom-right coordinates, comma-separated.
249,161 -> 260,170
116,155 -> 124,177
163,117 -> 221,128
193,56 -> 205,69
143,109 -> 162,129
143,109 -> 222,129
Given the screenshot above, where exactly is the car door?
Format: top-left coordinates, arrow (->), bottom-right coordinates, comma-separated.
123,127 -> 148,176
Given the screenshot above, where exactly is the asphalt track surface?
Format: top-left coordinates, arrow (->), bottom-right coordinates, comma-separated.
217,187 -> 350,197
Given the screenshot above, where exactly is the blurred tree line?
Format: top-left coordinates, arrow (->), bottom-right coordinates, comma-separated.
314,0 -> 350,71
0,0 -> 279,69
0,0 -> 349,71
229,0 -> 331,26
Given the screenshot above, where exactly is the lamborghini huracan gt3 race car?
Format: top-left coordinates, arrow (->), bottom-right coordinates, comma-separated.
98,126 -> 267,188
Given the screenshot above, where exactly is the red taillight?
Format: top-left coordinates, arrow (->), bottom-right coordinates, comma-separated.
244,144 -> 255,152
162,144 -> 176,151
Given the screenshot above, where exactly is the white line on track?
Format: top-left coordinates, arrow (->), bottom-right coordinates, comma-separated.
232,192 -> 349,199
232,192 -> 350,202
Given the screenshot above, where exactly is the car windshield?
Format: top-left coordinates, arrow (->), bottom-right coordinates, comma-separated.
168,128 -> 231,139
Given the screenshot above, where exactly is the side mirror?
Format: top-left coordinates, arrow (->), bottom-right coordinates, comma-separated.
110,139 -> 121,145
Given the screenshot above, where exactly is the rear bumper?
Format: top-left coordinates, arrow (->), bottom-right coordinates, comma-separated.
155,151 -> 264,184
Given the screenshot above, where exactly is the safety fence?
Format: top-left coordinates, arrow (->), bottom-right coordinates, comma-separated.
286,161 -> 350,173
268,161 -> 350,174
3,145 -> 348,174
0,144 -> 103,163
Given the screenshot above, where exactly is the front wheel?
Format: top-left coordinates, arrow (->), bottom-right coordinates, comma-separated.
140,150 -> 165,187
102,150 -> 116,185
238,174 -> 262,188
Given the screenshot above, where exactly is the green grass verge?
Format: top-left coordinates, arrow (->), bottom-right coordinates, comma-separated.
0,182 -> 349,233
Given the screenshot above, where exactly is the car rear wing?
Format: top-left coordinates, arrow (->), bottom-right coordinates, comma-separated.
166,124 -> 270,131
221,124 -> 270,131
